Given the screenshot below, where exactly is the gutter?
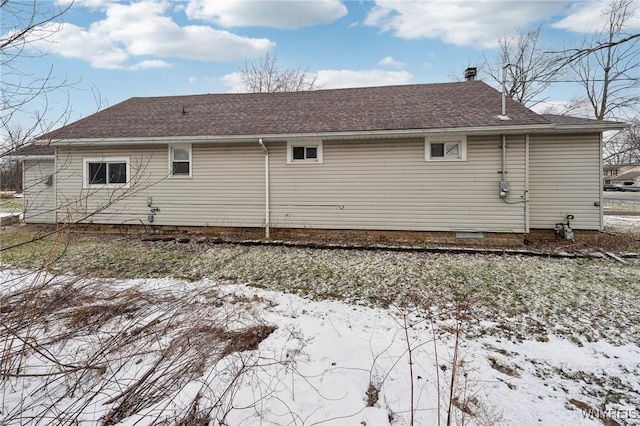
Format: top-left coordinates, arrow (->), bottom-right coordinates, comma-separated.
258,138 -> 270,239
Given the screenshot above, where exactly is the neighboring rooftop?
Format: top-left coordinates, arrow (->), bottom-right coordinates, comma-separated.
40,81 -> 558,141
541,114 -> 605,126
612,170 -> 640,181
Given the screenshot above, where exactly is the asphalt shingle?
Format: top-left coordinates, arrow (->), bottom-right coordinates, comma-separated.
40,81 -> 558,140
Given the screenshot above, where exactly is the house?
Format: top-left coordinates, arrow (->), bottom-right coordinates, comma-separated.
603,163 -> 640,185
608,163 -> 640,186
604,165 -> 620,184
13,80 -> 625,238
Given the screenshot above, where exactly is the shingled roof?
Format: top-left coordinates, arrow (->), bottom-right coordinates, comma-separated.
3,143 -> 55,157
39,81 -> 593,141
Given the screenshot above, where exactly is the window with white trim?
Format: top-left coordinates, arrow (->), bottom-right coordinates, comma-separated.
425,136 -> 467,161
83,157 -> 129,188
169,144 -> 192,177
287,140 -> 323,164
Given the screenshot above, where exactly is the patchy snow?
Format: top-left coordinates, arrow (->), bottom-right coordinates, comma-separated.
1,269 -> 638,425
605,214 -> 640,228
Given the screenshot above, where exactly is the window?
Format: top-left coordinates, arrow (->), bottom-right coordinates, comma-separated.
425,136 -> 467,161
83,157 -> 129,188
169,144 -> 192,177
287,140 -> 323,164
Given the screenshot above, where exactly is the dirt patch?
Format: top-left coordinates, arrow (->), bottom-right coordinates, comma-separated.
488,357 -> 521,378
220,324 -> 278,357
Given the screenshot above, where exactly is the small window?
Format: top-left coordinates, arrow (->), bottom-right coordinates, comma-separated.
169,144 -> 192,177
425,136 -> 467,161
287,140 -> 323,164
83,157 -> 129,188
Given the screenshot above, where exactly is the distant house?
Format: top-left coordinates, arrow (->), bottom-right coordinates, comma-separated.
11,81 -> 625,236
604,165 -> 620,184
605,163 -> 640,186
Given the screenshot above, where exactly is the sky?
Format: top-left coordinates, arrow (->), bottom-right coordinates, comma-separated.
2,0 -> 640,139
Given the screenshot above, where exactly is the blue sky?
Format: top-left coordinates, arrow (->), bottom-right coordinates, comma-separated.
3,0 -> 639,138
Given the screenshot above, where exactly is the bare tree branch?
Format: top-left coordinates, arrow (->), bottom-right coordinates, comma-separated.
239,52 -> 318,93
604,116 -> 640,164
550,33 -> 639,70
557,0 -> 639,121
1,0 -> 76,151
484,27 -> 561,107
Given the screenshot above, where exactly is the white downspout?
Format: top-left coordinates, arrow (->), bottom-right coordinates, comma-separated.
598,132 -> 604,231
525,134 -> 530,233
54,147 -> 58,224
258,138 -> 270,239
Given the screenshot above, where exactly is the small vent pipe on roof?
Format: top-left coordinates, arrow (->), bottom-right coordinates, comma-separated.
498,63 -> 514,120
501,64 -> 508,117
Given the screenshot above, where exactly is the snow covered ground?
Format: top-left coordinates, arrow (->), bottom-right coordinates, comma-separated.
1,268 -> 638,426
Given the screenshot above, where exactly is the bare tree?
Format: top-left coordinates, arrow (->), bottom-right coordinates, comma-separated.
0,127 -> 25,191
564,0 -> 639,120
484,27 -> 560,107
239,52 -> 318,93
604,116 -> 640,164
1,0 -> 74,154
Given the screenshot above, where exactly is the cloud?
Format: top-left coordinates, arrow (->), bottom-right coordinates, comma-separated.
185,0 -> 347,28
220,72 -> 244,92
220,69 -> 412,92
127,60 -> 172,71
378,56 -> 405,68
34,1 -> 274,70
552,0 -> 640,33
56,0 -> 111,9
316,69 -> 413,89
36,22 -> 130,69
364,0 -> 565,48
531,100 -> 593,118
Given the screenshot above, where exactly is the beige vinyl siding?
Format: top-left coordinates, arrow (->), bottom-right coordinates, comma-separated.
55,144 -> 265,227
54,135 -> 530,232
269,136 -> 527,232
529,133 -> 601,230
23,159 -> 56,223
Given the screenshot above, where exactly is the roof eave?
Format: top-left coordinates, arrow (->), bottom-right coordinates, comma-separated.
38,122 -> 624,146
3,155 -> 55,161
552,123 -> 628,132
37,124 -> 554,145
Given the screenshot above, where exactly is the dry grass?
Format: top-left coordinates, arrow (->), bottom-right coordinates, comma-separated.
2,227 -> 639,347
1,223 -> 639,424
0,197 -> 22,213
0,271 -> 278,425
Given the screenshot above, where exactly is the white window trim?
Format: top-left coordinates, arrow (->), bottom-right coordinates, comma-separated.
425,135 -> 467,161
169,143 -> 192,178
287,140 -> 323,164
83,157 -> 130,189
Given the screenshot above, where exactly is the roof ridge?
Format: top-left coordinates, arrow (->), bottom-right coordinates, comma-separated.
128,80 -> 491,101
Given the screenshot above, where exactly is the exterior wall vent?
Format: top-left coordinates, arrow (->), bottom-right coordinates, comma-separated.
456,231 -> 484,239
